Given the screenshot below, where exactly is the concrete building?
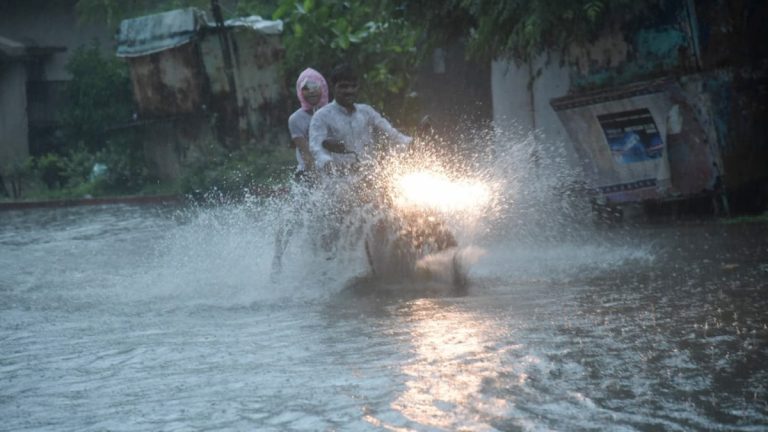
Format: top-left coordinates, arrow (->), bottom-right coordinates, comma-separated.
490,1 -> 767,213
0,0 -> 112,194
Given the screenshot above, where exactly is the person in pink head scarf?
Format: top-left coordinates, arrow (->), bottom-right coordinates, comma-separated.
288,67 -> 329,179
272,68 -> 329,277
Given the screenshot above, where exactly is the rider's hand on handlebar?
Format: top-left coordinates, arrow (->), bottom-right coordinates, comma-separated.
322,139 -> 347,154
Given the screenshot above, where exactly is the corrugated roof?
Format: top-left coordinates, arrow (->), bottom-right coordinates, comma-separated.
116,8 -> 206,58
116,8 -> 283,58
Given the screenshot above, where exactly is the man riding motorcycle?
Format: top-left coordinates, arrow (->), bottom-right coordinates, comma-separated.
309,63 -> 412,176
304,64 -> 465,285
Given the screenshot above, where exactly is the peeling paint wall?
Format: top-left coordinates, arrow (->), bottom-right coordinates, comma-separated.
566,27 -> 694,90
230,30 -> 285,146
199,28 -> 285,148
492,0 -> 767,207
491,52 -> 577,166
120,21 -> 288,180
138,115 -> 218,181
127,42 -> 209,117
551,78 -> 721,203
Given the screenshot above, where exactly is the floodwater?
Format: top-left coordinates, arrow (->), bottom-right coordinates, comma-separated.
1,200 -> 766,432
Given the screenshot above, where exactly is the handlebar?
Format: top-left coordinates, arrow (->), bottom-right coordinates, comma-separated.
320,139 -> 361,176
322,139 -> 348,154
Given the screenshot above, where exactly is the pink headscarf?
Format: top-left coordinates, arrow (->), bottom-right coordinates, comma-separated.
296,67 -> 329,112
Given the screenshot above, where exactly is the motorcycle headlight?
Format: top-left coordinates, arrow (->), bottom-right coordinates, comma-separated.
392,170 -> 492,215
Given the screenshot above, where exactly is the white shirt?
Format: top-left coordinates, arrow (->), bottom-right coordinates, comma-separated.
309,101 -> 412,168
288,108 -> 312,172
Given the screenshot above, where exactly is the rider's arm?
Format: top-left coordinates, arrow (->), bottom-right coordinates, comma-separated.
292,137 -> 315,171
365,105 -> 412,149
309,112 -> 333,169
288,113 -> 315,171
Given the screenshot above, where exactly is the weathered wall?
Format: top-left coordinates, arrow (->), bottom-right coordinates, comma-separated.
121,22 -> 289,181
199,28 -> 287,149
491,53 -> 576,165
123,39 -> 216,181
0,1 -> 113,81
491,0 -> 767,207
566,25 -> 696,90
0,63 -> 29,167
127,43 -> 209,118
138,115 -> 218,182
551,78 -> 721,203
228,29 -> 285,146
415,43 -> 492,142
0,0 -> 113,164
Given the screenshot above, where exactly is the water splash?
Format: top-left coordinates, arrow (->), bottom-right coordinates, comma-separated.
142,124 -> 654,302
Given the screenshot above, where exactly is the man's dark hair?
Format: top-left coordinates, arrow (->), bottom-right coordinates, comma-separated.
329,63 -> 358,85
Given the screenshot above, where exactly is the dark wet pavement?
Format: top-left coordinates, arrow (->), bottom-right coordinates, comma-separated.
1,205 -> 766,430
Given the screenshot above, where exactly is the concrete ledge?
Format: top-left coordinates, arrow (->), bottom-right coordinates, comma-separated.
0,195 -> 182,211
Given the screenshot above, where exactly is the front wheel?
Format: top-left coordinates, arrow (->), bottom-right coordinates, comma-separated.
364,215 -> 459,284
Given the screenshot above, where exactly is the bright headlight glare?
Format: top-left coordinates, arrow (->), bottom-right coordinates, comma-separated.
392,171 -> 492,213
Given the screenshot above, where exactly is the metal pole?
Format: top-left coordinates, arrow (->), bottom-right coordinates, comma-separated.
211,0 -> 240,148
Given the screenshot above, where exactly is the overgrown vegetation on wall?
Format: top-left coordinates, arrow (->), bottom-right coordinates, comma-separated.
77,0 -> 426,122
403,0 -> 661,61
271,0 -> 423,122
20,44 -> 150,199
13,0 -> 665,202
45,0 -> 427,202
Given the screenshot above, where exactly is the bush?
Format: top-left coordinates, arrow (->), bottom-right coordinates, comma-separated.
22,42 -> 148,199
59,42 -> 134,153
35,153 -> 68,189
0,157 -> 34,199
95,135 -> 148,193
180,145 -> 295,200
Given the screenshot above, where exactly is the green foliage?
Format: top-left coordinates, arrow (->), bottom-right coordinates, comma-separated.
34,153 -> 67,189
180,145 -> 295,200
25,43 -> 149,197
95,136 -> 149,193
75,0 -> 210,27
60,43 -> 134,153
59,146 -> 95,186
75,0 -> 280,28
29,136 -> 148,197
235,0 -> 279,17
405,0 -> 658,61
720,212 -> 768,225
273,0 -> 424,120
0,157 -> 34,199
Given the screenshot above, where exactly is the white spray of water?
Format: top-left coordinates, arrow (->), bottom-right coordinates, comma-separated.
138,125 -> 654,304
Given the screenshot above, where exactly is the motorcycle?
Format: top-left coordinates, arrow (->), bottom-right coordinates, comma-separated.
320,137 -> 493,290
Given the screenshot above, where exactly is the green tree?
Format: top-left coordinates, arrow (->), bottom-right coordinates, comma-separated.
75,0 -> 280,28
404,0 -> 660,61
75,0 -> 210,26
44,43 -> 149,195
273,0 -> 424,121
76,0 -> 426,121
59,42 -> 134,153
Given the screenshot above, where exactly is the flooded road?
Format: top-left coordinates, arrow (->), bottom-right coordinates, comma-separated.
1,203 -> 766,431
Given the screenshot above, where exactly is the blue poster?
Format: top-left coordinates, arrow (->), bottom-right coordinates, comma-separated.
598,108 -> 663,164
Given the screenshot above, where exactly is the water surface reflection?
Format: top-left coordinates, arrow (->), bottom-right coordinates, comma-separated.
386,299 -> 510,430
1,205 -> 766,431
